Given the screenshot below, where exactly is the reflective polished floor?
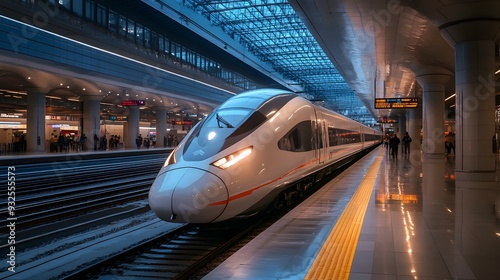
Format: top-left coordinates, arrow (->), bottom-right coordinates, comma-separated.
204,146 -> 500,280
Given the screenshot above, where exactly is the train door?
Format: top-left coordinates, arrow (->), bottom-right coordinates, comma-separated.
360,125 -> 364,149
315,110 -> 327,165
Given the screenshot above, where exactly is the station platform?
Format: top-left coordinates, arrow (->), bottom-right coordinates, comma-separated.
203,146 -> 500,280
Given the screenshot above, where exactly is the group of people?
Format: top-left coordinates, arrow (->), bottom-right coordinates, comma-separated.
384,132 -> 412,159
93,134 -> 122,151
135,134 -> 164,149
50,133 -> 87,152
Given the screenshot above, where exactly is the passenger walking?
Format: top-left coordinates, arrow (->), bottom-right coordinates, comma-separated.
136,134 -> 143,149
93,134 -> 99,151
447,132 -> 455,155
445,133 -> 450,154
100,135 -> 107,151
402,132 -> 412,155
384,133 -> 390,151
79,134 -> 87,151
58,133 -> 65,152
390,134 -> 400,159
167,134 -> 173,147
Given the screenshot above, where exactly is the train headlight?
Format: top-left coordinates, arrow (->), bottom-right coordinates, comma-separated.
211,146 -> 253,169
163,147 -> 177,167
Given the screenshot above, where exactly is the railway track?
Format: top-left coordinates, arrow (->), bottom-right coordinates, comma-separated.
65,209 -> 279,280
0,153 -> 167,250
62,155 -> 359,280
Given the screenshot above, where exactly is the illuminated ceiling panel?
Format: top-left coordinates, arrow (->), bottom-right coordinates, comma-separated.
179,0 -> 374,123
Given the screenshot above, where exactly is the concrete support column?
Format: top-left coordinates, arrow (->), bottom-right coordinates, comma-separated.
398,112 -> 406,155
125,106 -> 140,149
408,104 -> 422,153
154,107 -> 167,148
440,19 -> 500,217
416,71 -> 452,159
26,89 -> 46,153
398,112 -> 406,137
454,40 -> 496,174
81,95 -> 101,151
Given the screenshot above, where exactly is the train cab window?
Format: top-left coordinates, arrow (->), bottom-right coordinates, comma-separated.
278,121 -> 313,152
205,108 -> 251,129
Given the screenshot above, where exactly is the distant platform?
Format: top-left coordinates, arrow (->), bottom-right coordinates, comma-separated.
0,147 -> 172,165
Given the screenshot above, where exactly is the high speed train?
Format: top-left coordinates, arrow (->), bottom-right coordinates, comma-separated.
149,88 -> 382,223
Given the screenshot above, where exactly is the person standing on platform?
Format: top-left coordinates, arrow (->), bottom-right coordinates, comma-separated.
136,134 -> 143,149
390,133 -> 400,159
93,134 -> 99,151
444,133 -> 450,155
79,133 -> 87,151
58,133 -> 65,152
402,132 -> 412,155
448,132 -> 455,155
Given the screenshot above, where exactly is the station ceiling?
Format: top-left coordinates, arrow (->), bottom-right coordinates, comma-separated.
150,0 -> 373,123
157,0 -> 500,124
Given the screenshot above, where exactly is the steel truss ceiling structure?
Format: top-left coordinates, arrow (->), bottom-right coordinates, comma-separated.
178,0 -> 375,124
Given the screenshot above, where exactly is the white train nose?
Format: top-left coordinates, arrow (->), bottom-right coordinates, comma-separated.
148,168 -> 228,223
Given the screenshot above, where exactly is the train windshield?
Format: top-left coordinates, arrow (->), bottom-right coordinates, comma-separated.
182,108 -> 253,161
207,109 -> 250,129
182,92 -> 296,161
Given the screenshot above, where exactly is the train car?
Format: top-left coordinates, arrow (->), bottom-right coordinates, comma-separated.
149,88 -> 381,223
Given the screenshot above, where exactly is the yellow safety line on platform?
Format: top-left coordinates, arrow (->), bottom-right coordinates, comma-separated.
305,149 -> 384,280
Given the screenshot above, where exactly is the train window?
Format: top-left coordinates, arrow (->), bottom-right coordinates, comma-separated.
205,108 -> 251,129
73,0 -> 83,17
118,15 -> 126,37
127,19 -> 135,41
278,121 -> 313,152
222,96 -> 266,110
108,11 -> 117,33
96,5 -> 107,28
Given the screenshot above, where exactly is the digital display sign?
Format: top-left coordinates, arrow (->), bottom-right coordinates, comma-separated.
171,121 -> 192,125
378,116 -> 398,123
375,98 -> 418,109
121,100 -> 145,106
109,116 -> 127,121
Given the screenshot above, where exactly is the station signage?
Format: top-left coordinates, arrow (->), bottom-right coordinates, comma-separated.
377,116 -> 398,123
109,116 -> 127,121
121,100 -> 145,106
0,113 -> 21,118
375,98 -> 419,109
171,120 -> 192,125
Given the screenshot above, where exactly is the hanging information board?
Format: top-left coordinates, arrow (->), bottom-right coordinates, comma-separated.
121,100 -> 145,106
375,98 -> 418,109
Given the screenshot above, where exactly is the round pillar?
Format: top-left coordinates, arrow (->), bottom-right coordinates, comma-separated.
398,112 -> 406,137
26,89 -> 46,153
454,40 -> 497,173
81,95 -> 101,151
416,71 -> 452,159
154,107 -> 167,148
440,19 -> 500,216
125,106 -> 140,149
408,103 -> 422,153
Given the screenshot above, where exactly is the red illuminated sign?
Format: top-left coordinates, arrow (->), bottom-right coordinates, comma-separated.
171,121 -> 192,125
121,100 -> 145,106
